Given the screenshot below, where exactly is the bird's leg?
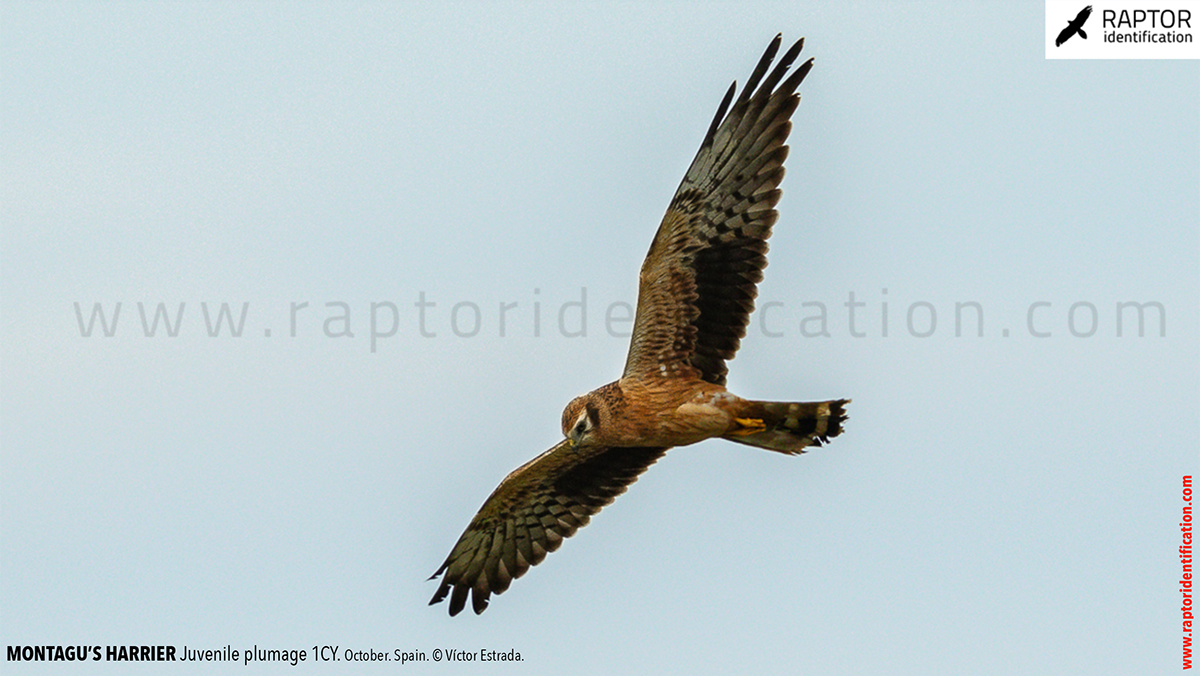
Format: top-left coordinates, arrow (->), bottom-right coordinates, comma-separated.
730,417 -> 768,435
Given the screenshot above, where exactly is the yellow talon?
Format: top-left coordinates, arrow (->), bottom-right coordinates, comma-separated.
731,417 -> 767,435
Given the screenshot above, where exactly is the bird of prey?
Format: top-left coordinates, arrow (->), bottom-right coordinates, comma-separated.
1056,5 -> 1093,46
429,34 -> 849,616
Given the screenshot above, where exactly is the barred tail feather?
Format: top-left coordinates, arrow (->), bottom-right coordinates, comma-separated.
724,398 -> 849,455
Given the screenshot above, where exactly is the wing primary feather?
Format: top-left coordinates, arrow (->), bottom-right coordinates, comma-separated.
736,33 -> 782,105
758,37 -> 805,95
471,577 -> 490,615
702,82 -> 737,150
779,57 -> 814,97
712,48 -> 807,192
731,44 -> 807,156
449,584 -> 469,617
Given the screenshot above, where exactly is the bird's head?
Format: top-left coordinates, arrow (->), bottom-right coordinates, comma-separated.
561,394 -> 601,449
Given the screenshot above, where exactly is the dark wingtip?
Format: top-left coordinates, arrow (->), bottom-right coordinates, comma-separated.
428,578 -> 450,606
780,36 -> 805,69
702,81 -> 738,148
737,34 -> 783,105
781,56 -> 815,94
704,35 -> 809,148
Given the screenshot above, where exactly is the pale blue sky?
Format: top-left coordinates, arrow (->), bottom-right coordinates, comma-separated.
3,2 -> 1197,674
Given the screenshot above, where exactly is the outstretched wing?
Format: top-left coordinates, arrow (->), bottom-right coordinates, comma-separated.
622,35 -> 813,386
429,441 -> 667,616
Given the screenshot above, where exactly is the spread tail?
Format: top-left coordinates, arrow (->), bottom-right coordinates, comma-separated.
723,399 -> 849,455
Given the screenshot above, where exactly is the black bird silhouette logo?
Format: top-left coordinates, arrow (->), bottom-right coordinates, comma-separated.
1056,5 -> 1093,46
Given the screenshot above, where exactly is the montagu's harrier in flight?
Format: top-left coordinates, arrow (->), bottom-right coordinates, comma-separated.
429,34 -> 849,616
